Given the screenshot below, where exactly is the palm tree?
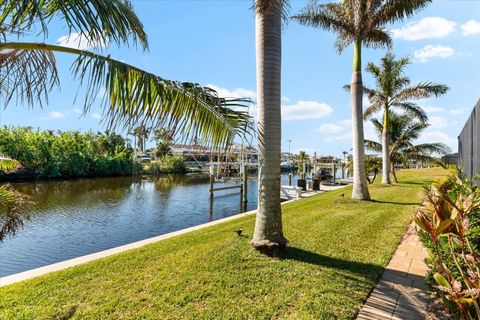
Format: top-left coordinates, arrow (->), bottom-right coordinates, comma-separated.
153,128 -> 173,158
133,125 -> 150,153
0,1 -> 252,149
365,111 -> 450,183
297,150 -> 309,174
251,0 -> 288,252
293,0 -> 432,200
345,154 -> 381,184
361,52 -> 448,184
0,159 -> 31,241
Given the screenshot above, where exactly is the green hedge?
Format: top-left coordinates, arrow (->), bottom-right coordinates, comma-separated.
0,127 -> 138,178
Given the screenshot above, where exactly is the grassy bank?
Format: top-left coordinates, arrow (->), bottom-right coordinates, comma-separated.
0,168 -> 446,319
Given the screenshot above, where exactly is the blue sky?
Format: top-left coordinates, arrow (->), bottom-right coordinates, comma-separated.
2,0 -> 479,157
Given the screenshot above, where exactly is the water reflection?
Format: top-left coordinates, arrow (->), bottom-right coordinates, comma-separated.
0,174 -> 258,276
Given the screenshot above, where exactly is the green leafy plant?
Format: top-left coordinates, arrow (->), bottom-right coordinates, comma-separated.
414,171 -> 480,319
146,155 -> 187,174
0,127 -> 136,178
0,159 -> 32,241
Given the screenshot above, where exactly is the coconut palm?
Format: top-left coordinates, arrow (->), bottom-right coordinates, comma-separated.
361,52 -> 448,184
153,128 -> 173,158
251,0 -> 289,252
133,125 -> 150,153
0,0 -> 252,149
297,150 -> 309,174
0,159 -> 31,241
293,0 -> 432,200
365,111 -> 450,183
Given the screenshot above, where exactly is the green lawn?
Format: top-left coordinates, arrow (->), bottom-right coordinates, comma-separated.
0,168 -> 446,320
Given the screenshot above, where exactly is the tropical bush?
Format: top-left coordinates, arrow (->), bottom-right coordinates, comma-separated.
0,159 -> 32,241
415,171 -> 480,319
0,127 -> 136,179
144,155 -> 187,174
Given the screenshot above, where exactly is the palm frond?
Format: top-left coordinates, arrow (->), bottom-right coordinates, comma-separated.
292,1 -> 356,53
393,102 -> 428,124
0,43 -> 253,148
364,103 -> 382,120
253,0 -> 290,22
403,143 -> 450,156
370,118 -> 384,134
362,28 -> 392,49
0,159 -> 21,172
0,47 -> 59,107
365,62 -> 381,79
374,0 -> 432,26
365,139 -> 382,152
0,184 -> 32,241
0,0 -> 148,50
394,82 -> 449,101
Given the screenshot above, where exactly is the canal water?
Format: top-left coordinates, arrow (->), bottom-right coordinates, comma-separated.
0,174 -> 304,277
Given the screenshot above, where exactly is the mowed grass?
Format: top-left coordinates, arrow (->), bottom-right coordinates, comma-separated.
0,168 -> 447,320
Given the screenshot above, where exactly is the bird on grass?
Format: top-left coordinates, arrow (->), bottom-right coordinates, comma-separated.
235,229 -> 243,236
339,193 -> 345,198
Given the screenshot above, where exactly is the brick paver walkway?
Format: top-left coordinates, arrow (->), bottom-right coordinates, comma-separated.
357,223 -> 430,320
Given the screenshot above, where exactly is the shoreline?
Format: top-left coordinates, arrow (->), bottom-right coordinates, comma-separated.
0,184 -> 346,287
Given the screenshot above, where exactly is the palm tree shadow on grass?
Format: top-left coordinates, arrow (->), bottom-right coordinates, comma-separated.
367,199 -> 420,206
400,181 -> 427,185
279,247 -> 425,284
281,247 -> 383,277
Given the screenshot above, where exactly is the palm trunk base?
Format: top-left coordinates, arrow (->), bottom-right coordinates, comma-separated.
251,236 -> 287,256
352,184 -> 371,200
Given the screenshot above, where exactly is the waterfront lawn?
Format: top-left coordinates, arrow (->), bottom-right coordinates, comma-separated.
0,168 -> 446,319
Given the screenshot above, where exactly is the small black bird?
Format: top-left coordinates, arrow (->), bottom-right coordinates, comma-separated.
235,229 -> 243,236
339,193 -> 345,198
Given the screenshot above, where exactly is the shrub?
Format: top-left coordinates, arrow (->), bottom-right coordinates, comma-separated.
0,127 -> 135,179
414,171 -> 480,319
148,155 -> 187,174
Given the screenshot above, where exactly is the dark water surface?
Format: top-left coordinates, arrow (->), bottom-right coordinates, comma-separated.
0,174 -> 301,276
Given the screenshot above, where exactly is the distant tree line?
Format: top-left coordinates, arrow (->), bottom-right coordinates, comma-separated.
0,127 -> 139,179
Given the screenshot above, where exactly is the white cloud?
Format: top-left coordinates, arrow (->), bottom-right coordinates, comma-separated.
318,119 -> 350,141
282,100 -> 333,121
417,130 -> 456,152
72,108 -> 82,114
429,116 -> 448,128
462,20 -> 480,36
391,17 -> 456,41
40,111 -> 67,120
91,113 -> 102,120
318,123 -> 345,133
57,32 -> 105,50
422,105 -> 444,113
414,45 -> 454,63
206,84 -> 256,99
281,96 -> 290,102
450,108 -> 467,115
317,118 -> 378,144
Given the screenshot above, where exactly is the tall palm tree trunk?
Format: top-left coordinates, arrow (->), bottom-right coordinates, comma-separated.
390,162 -> 398,183
351,40 -> 370,200
381,111 -> 391,184
252,0 -> 287,251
